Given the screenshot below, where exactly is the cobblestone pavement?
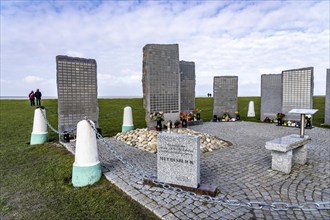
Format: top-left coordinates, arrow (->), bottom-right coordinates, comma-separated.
95,122 -> 330,219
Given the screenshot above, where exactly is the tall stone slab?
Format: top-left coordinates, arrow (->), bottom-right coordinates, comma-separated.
56,55 -> 98,139
180,61 -> 195,112
260,74 -> 282,121
157,133 -> 200,188
213,76 -> 238,118
142,44 -> 180,127
325,69 -> 330,125
282,67 -> 314,121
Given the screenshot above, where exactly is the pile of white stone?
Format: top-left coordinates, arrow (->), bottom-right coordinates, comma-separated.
115,128 -> 230,154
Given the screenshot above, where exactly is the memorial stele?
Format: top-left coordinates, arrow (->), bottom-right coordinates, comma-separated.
325,69 -> 330,125
213,76 -> 238,118
157,133 -> 200,188
56,55 -> 99,139
142,44 -> 180,127
180,61 -> 196,112
260,67 -> 314,121
282,67 -> 314,121
260,74 -> 282,121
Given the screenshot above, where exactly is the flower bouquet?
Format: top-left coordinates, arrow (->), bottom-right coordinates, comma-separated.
222,111 -> 230,122
180,112 -> 188,128
150,111 -> 164,121
150,112 -> 164,131
180,112 -> 188,120
188,112 -> 194,121
193,109 -> 201,120
277,113 -> 285,126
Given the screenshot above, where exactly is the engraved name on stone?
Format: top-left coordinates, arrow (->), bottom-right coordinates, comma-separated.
157,133 -> 200,188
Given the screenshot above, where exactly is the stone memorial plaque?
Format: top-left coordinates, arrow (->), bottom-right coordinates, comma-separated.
142,44 -> 181,129
213,76 -> 238,117
56,55 -> 98,140
282,67 -> 313,120
180,61 -> 195,112
288,109 -> 318,115
260,74 -> 282,121
324,69 -> 330,125
157,133 -> 200,188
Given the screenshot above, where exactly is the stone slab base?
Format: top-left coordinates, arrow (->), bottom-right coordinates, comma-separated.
122,125 -> 134,132
72,163 -> 102,187
143,178 -> 218,197
30,133 -> 48,145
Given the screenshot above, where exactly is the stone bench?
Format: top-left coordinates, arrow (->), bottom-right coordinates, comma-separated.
265,134 -> 311,174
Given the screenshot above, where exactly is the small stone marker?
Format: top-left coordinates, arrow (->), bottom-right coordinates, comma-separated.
157,133 -> 200,188
122,106 -> 134,132
247,101 -> 255,117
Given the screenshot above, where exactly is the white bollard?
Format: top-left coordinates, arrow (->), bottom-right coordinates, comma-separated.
30,108 -> 48,145
72,119 -> 101,187
247,101 -> 256,117
122,106 -> 134,132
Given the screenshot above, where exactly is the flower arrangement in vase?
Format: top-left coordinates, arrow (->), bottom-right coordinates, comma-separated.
150,112 -> 164,131
193,109 -> 201,120
277,113 -> 285,126
180,112 -> 188,128
222,111 -> 230,122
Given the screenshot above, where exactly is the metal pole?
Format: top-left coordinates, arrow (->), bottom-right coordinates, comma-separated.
300,113 -> 305,137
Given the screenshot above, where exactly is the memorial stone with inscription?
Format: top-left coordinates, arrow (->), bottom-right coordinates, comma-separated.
180,61 -> 195,112
260,74 -> 282,121
213,76 -> 238,117
282,67 -> 314,121
142,44 -> 180,127
325,69 -> 330,125
157,133 -> 200,188
56,55 -> 98,139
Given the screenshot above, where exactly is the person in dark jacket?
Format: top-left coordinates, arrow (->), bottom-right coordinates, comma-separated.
35,89 -> 42,106
28,91 -> 35,106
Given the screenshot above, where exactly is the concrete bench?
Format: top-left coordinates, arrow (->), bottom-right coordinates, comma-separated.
265,134 -> 311,174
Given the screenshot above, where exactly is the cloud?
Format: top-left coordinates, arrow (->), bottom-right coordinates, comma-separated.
0,0 -> 329,97
65,50 -> 85,58
23,75 -> 44,84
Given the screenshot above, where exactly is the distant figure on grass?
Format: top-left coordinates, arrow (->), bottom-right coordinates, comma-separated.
35,89 -> 42,106
28,90 -> 35,106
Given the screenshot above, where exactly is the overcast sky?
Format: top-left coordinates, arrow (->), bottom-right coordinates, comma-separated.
1,0 -> 329,97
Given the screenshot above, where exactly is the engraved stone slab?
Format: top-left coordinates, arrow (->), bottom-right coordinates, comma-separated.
282,67 -> 314,121
56,55 -> 98,139
157,133 -> 200,188
260,74 -> 282,121
325,69 -> 330,125
288,109 -> 318,115
213,76 -> 238,118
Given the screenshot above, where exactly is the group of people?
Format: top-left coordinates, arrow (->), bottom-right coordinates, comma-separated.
207,93 -> 212,97
28,89 -> 42,106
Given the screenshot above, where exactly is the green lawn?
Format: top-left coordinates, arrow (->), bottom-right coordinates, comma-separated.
0,99 -> 158,220
0,96 -> 328,219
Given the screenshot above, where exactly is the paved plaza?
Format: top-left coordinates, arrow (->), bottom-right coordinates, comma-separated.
96,122 -> 330,219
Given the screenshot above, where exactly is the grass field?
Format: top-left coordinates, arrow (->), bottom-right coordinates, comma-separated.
0,97 -> 328,219
0,99 -> 158,220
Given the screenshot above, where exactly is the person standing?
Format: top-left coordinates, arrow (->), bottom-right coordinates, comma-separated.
35,89 -> 42,106
28,90 -> 35,106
